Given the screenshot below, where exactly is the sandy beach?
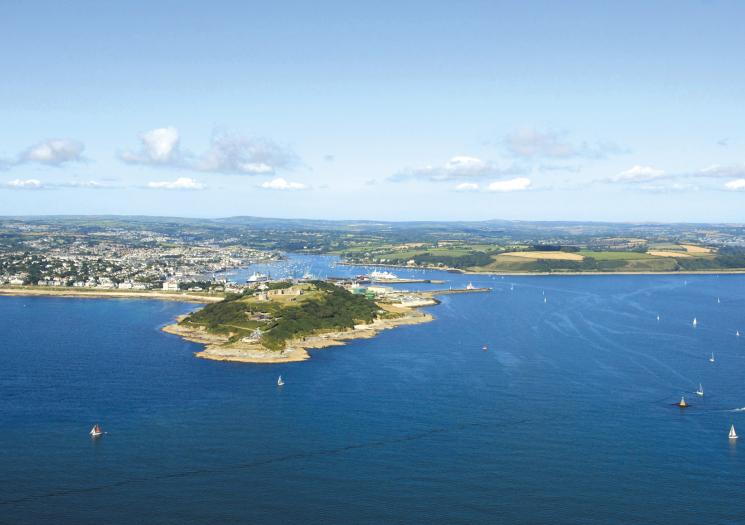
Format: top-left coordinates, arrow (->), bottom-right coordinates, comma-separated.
0,286 -> 223,304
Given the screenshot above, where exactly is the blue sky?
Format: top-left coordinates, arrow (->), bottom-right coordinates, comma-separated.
2,0 -> 745,221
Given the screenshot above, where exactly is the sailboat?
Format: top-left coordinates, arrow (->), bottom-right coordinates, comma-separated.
696,383 -> 704,397
277,375 -> 285,386
737,330 -> 740,337
730,424 -> 738,440
693,317 -> 698,327
89,424 -> 103,437
678,396 -> 689,408
482,344 -> 488,351
656,315 -> 660,322
544,297 -> 547,304
717,297 -> 721,304
709,352 -> 715,363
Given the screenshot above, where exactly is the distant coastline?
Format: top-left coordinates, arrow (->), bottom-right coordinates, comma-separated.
338,260 -> 745,276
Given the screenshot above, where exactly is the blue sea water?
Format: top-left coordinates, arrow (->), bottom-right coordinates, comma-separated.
3,256 -> 745,524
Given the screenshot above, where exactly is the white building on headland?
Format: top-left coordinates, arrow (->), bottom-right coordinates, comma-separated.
162,280 -> 180,291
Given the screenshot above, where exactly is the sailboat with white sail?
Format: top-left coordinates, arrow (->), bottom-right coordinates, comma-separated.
730,425 -> 738,440
89,424 -> 103,437
693,317 -> 698,327
277,375 -> 285,386
709,352 -> 715,363
696,383 -> 704,396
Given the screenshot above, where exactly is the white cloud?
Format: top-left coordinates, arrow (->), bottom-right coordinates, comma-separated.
1,139 -> 85,169
455,182 -> 479,191
119,128 -> 297,175
725,179 -> 745,191
260,177 -> 307,190
22,139 -> 85,165
391,155 -> 522,182
505,128 -> 624,159
613,165 -> 667,183
120,126 -> 182,165
487,177 -> 531,192
146,177 -> 205,190
5,178 -> 43,189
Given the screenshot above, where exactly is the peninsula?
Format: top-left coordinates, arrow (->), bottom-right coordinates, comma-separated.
162,280 -> 479,364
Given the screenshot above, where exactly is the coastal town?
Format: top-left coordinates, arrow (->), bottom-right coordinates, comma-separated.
0,221 -> 280,291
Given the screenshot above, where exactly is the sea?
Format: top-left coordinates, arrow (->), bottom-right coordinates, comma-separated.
2,254 -> 745,524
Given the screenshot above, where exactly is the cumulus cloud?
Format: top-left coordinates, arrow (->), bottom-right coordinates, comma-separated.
119,127 -> 297,175
455,182 -> 479,191
487,177 -> 532,192
260,177 -> 307,190
725,179 -> 745,191
4,178 -> 43,189
146,177 -> 205,190
612,165 -> 667,183
391,155 -> 523,182
120,127 -> 182,165
21,139 -> 85,165
504,128 -> 625,159
1,139 -> 85,169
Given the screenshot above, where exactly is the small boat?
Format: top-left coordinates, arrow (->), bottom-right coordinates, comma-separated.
730,424 -> 738,440
482,345 -> 488,351
656,315 -> 660,322
89,424 -> 103,437
696,383 -> 704,397
543,297 -> 547,304
709,352 -> 715,363
693,317 -> 698,327
737,330 -> 740,337
717,297 -> 721,304
277,375 -> 285,386
678,396 -> 689,408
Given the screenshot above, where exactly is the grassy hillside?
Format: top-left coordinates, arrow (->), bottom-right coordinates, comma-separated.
181,281 -> 380,350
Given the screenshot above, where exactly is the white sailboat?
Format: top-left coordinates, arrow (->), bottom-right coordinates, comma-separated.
277,375 -> 285,386
692,317 -> 698,327
717,297 -> 721,304
737,330 -> 740,337
543,297 -> 547,304
696,383 -> 704,397
89,424 -> 103,437
656,315 -> 660,322
730,424 -> 738,440
709,352 -> 715,363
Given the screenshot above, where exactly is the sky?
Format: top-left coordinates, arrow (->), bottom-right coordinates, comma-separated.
2,0 -> 745,222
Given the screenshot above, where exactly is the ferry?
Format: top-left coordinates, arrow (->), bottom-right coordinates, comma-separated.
247,272 -> 269,283
370,270 -> 398,281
